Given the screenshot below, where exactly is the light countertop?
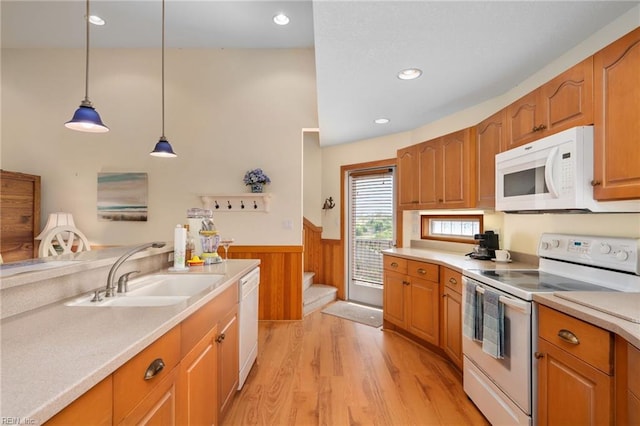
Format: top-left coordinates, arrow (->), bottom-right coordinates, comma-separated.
533,292 -> 640,350
0,259 -> 259,424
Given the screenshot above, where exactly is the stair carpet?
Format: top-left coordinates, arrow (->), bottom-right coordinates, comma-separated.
303,271 -> 337,316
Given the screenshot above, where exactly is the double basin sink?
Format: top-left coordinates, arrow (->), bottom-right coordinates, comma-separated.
65,274 -> 225,307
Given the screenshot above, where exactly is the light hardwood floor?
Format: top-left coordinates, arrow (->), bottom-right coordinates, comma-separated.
223,309 -> 489,425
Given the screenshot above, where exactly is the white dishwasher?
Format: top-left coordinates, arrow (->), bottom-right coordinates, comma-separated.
238,267 -> 260,389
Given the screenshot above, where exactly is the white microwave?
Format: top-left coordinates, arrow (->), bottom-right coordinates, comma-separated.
495,126 -> 640,213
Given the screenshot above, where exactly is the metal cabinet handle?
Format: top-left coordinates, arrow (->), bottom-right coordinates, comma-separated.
144,358 -> 165,380
215,333 -> 226,343
558,329 -> 580,345
591,180 -> 602,187
448,277 -> 458,285
534,352 -> 545,359
417,268 -> 427,275
402,280 -> 410,286
390,262 -> 399,268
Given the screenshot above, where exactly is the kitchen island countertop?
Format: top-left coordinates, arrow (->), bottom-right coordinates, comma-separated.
0,259 -> 259,424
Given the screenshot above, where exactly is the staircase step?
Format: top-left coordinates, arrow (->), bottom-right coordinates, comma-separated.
303,284 -> 337,316
303,271 -> 315,291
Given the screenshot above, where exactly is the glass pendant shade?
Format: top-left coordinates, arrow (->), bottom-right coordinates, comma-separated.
65,100 -> 109,133
150,136 -> 177,157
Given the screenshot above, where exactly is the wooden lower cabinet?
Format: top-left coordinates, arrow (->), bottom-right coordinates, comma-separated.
383,256 -> 440,348
178,325 -> 219,426
119,368 -> 179,425
0,170 -> 41,262
441,268 -> 462,369
536,305 -> 613,425
45,376 -> 113,426
217,305 -> 239,420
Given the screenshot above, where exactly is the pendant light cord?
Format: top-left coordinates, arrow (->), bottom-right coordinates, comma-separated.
161,0 -> 166,138
84,0 -> 90,103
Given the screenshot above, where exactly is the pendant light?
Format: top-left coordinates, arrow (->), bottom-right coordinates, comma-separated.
150,0 -> 177,157
65,0 -> 109,133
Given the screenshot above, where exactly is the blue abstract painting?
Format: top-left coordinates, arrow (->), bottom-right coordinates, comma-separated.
97,173 -> 148,221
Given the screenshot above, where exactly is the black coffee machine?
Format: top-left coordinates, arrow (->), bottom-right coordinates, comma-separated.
467,231 -> 500,260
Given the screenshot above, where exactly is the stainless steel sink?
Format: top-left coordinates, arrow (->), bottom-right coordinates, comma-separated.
65,273 -> 225,307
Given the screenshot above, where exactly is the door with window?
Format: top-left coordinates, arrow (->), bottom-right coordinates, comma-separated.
347,167 -> 395,307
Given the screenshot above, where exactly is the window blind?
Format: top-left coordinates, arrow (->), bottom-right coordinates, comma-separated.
349,169 -> 394,287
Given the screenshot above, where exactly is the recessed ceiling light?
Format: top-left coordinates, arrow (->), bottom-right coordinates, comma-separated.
89,15 -> 105,26
397,68 -> 422,80
273,13 -> 290,26
374,118 -> 390,124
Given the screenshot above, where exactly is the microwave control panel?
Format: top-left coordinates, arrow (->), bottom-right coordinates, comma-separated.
539,233 -> 639,274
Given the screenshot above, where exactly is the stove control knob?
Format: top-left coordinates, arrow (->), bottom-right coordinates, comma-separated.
541,241 -> 550,250
600,243 -> 612,254
551,239 -> 560,248
616,251 -> 629,261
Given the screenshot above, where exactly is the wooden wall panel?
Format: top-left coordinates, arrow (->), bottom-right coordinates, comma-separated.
303,218 -> 322,281
320,239 -> 344,300
225,245 -> 303,321
1,170 -> 41,262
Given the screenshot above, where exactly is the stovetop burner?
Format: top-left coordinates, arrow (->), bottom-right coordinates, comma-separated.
476,270 -> 616,293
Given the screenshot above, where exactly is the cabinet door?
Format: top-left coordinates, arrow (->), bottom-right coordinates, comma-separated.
397,146 -> 419,207
537,338 -> 613,426
593,27 -> 640,201
417,140 -> 439,207
542,57 -> 594,134
440,129 -> 475,209
218,306 -> 239,420
506,90 -> 544,149
475,110 -> 506,208
45,376 -> 112,426
442,287 -> 462,370
0,170 -> 41,262
119,368 -> 179,426
383,271 -> 407,328
178,325 -> 218,426
407,277 -> 439,346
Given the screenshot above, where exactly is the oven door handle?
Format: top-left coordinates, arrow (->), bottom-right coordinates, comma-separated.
544,146 -> 560,198
475,286 -> 531,314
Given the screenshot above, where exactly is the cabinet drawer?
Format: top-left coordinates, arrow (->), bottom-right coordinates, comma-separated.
629,343 -> 640,398
384,256 -> 407,274
113,326 -> 181,423
538,305 -> 612,374
407,260 -> 438,282
442,267 -> 462,294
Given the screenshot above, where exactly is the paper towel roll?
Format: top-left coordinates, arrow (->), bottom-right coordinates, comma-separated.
173,224 -> 187,269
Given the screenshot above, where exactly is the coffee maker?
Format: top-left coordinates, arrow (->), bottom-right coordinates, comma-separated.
467,231 -> 500,260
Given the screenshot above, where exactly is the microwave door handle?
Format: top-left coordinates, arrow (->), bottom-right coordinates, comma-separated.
544,146 -> 560,198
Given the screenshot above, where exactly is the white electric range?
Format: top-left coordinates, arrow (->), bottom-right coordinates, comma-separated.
462,233 -> 640,425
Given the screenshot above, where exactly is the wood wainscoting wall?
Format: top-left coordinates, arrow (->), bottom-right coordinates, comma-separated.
303,218 -> 345,300
225,245 -> 303,321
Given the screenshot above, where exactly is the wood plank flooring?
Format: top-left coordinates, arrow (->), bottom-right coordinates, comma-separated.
223,309 -> 489,426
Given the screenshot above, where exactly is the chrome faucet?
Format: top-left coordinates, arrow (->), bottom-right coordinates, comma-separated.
105,242 -> 166,297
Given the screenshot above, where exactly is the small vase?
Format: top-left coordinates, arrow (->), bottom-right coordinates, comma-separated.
250,183 -> 264,193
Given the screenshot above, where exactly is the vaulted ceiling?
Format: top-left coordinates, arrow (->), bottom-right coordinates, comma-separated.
3,1 -> 638,146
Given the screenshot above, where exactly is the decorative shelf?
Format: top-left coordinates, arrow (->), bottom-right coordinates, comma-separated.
200,193 -> 272,212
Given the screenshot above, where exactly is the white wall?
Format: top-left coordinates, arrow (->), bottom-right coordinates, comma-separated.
303,130 -> 322,226
2,48 -> 318,246
321,6 -> 640,253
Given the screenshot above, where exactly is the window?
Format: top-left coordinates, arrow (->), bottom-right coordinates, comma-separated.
420,215 -> 483,242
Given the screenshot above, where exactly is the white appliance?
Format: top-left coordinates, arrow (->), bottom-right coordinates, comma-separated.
238,267 -> 260,389
462,233 -> 640,425
495,126 -> 640,213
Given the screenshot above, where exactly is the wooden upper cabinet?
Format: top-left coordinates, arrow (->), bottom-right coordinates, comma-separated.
0,170 -> 41,262
475,109 -> 506,208
417,140 -> 439,206
397,145 -> 419,207
593,26 -> 640,201
439,128 -> 476,209
506,57 -> 594,149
